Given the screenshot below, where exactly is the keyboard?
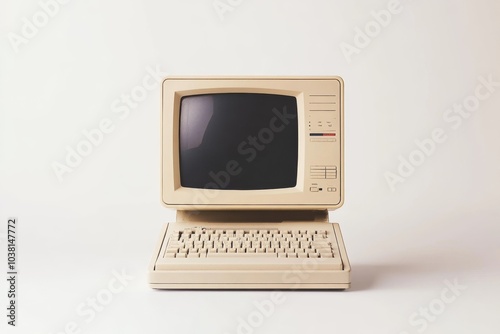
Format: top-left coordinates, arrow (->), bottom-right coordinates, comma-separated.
154,224 -> 343,271
165,227 -> 336,259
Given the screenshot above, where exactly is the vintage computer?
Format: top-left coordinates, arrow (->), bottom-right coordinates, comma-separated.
149,77 -> 351,289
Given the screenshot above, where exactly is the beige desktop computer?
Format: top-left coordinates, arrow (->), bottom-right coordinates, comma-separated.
149,77 -> 351,289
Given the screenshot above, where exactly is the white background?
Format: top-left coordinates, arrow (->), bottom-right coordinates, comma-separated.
1,0 -> 500,333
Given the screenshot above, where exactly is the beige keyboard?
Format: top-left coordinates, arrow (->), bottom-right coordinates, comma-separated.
150,222 -> 350,288
155,225 -> 343,270
165,227 -> 335,258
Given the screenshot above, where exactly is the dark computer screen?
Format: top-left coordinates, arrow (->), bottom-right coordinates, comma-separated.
179,93 -> 298,190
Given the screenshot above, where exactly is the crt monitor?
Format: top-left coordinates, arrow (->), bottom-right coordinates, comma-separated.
161,77 -> 344,210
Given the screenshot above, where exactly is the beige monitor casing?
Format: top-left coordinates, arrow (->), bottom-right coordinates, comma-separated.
161,77 -> 344,210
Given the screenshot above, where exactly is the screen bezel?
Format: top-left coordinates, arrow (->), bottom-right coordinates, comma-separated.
162,77 -> 344,210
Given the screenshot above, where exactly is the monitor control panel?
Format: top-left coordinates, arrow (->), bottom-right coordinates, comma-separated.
305,84 -> 342,203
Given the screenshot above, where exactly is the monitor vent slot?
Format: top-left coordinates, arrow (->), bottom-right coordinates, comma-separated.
308,94 -> 337,111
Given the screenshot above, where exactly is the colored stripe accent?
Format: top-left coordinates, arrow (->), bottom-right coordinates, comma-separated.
309,133 -> 336,136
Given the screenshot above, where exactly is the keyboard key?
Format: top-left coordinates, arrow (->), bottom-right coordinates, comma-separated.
166,247 -> 178,253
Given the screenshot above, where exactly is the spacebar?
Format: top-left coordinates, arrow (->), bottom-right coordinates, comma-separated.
207,253 -> 277,258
